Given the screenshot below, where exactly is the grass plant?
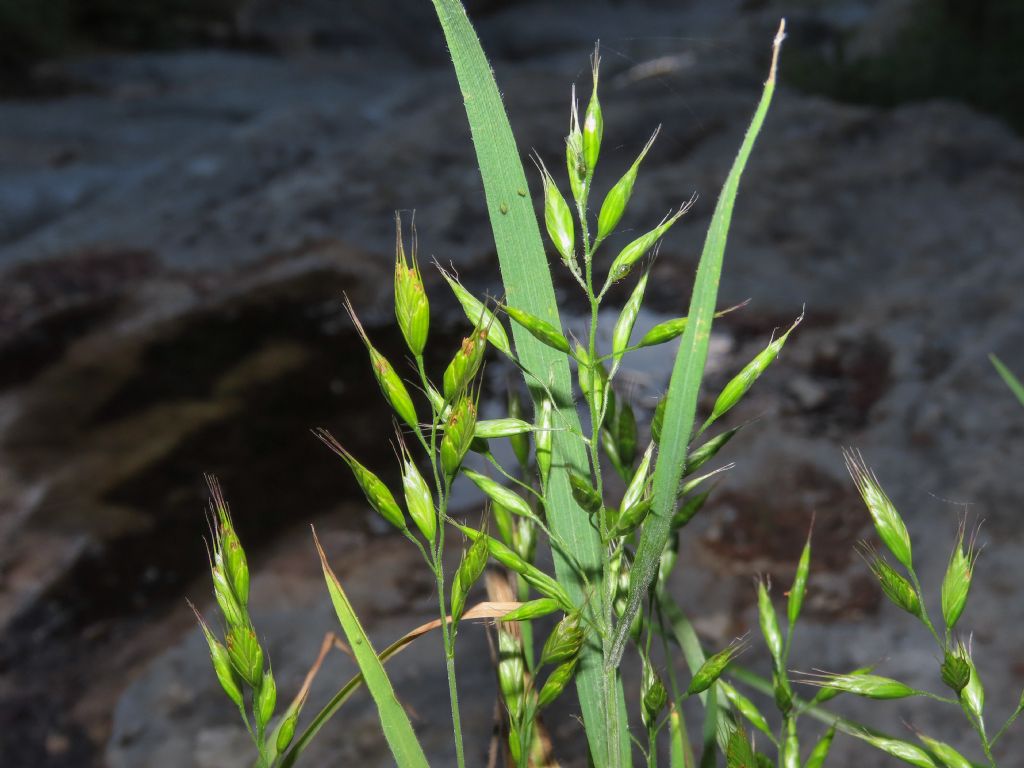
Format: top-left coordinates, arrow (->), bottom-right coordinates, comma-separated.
188,3 -> 1023,766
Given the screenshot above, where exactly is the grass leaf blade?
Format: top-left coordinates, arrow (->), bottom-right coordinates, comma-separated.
614,21 -> 786,663
427,1 -> 626,763
991,353 -> 1024,408
313,530 -> 430,768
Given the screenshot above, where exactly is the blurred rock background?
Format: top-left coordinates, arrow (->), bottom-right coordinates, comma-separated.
1,0 -> 1022,765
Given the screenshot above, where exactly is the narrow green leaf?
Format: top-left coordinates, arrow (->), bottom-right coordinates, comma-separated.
614,21 -> 786,663
991,354 -> 1024,408
427,2 -> 622,763
312,531 -> 429,768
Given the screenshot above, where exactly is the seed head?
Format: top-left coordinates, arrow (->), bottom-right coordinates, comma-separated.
844,449 -> 913,570
788,524 -> 812,629
582,45 -> 603,174
912,730 -> 973,768
687,636 -> 748,696
501,598 -> 560,623
212,567 -> 246,630
941,644 -> 971,695
568,470 -> 602,514
515,516 -> 537,562
856,543 -> 920,617
597,127 -> 659,243
611,271 -> 649,364
941,517 -> 981,631
344,296 -> 419,431
497,629 -> 526,717
535,398 -> 553,487
256,669 -> 277,731
276,711 -> 299,753
657,531 -> 679,593
705,311 -> 803,430
607,201 -> 692,284
615,401 -> 638,466
726,728 -> 756,768
774,671 -> 794,715
638,300 -> 748,349
686,424 -> 742,475
565,87 -> 586,203
455,524 -> 573,610
641,661 -> 668,729
651,395 -> 667,444
504,304 -> 570,354
809,664 -> 873,705
393,214 -> 429,357
757,579 -> 783,667
538,657 -> 578,709
961,641 -> 984,720
575,343 -> 609,415
451,532 -> 489,626
437,266 -> 512,357
442,323 -> 488,401
400,442 -> 436,543
672,489 -> 710,530
719,681 -> 774,741
316,430 -> 406,530
440,396 -> 477,478
226,625 -> 264,688
797,671 -> 920,700
207,477 -> 249,608
463,469 -> 534,521
540,612 -> 584,667
535,156 -> 575,268
192,603 -> 244,709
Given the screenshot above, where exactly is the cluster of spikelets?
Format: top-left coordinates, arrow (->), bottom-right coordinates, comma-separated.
717,445 -> 1017,767
191,478 -> 292,764
190,37 -> 812,768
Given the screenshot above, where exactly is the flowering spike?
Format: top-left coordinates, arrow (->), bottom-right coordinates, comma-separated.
582,44 -> 603,174
315,430 -> 406,530
597,127 -> 659,244
344,296 -> 419,431
857,542 -> 921,617
535,156 -> 575,268
393,214 -> 429,357
399,440 -> 436,543
704,311 -> 803,430
845,449 -> 913,570
606,201 -> 693,284
687,636 -> 748,696
941,517 -> 981,631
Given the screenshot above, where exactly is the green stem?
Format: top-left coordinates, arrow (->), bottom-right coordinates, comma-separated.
583,197 -> 626,768
991,707 -> 1023,747
436,554 -> 466,768
907,567 -> 944,649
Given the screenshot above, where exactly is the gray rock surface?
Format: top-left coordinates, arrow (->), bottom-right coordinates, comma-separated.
1,0 -> 1022,765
